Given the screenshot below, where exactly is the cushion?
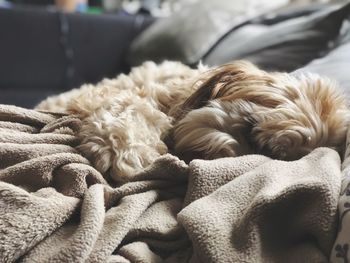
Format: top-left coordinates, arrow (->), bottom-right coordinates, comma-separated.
127,0 -> 289,66
204,2 -> 350,72
294,40 -> 350,98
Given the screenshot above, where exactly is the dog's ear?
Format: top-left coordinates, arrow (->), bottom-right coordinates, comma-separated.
180,61 -> 261,113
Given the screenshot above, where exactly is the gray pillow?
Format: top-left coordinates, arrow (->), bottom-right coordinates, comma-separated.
294,40 -> 350,98
127,0 -> 288,66
204,2 -> 350,72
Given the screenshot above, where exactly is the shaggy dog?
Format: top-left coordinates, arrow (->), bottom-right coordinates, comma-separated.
36,61 -> 349,182
36,61 -> 207,182
171,61 -> 349,161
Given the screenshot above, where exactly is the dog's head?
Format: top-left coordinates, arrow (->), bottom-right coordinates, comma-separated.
251,73 -> 350,160
171,61 -> 349,161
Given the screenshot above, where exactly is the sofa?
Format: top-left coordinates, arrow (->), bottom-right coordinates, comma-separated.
0,6 -> 154,107
2,2 -> 350,107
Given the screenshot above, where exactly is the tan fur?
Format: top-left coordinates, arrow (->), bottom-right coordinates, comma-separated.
36,60 -> 349,182
172,61 -> 350,161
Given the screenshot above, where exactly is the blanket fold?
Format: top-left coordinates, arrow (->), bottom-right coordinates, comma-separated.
179,149 -> 341,262
0,104 -> 343,262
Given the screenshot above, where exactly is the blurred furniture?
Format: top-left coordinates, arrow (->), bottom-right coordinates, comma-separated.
128,1 -> 350,70
2,1 -> 350,108
127,1 -> 350,95
0,6 -> 154,107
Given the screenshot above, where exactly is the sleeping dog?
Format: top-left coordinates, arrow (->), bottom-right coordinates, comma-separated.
36,61 -> 349,182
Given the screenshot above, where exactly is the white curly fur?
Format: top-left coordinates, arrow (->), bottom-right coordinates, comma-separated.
36,61 -> 207,182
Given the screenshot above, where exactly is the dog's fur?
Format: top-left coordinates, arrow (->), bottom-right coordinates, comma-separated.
172,61 -> 350,161
36,61 -> 207,182
36,60 -> 349,182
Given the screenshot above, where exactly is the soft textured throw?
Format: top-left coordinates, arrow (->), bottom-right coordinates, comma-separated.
0,104 -> 342,262
330,127 -> 350,263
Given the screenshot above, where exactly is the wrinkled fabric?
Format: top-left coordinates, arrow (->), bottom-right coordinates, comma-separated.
330,127 -> 350,263
0,105 -> 342,262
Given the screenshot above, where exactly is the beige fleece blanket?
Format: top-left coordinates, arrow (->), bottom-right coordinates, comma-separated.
0,104 -> 342,262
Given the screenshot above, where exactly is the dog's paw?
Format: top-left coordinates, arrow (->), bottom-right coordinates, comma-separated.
172,101 -> 253,161
253,125 -> 313,160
